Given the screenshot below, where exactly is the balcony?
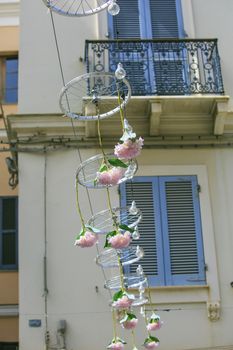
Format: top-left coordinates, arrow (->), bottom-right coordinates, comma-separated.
85,39 -> 224,96
84,38 -> 230,138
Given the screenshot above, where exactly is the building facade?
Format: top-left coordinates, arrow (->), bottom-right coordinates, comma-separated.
9,0 -> 233,349
0,0 -> 19,349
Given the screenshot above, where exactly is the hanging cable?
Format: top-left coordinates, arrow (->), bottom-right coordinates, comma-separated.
43,151 -> 49,350
0,100 -> 18,189
49,9 -> 94,216
48,9 -> 115,300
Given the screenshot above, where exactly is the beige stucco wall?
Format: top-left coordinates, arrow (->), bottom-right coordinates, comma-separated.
18,147 -> 233,350
18,0 -> 99,114
17,0 -> 233,349
0,21 -> 19,343
0,272 -> 18,304
190,0 -> 233,109
0,24 -> 19,197
18,0 -> 233,115
0,317 -> 18,342
0,26 -> 19,53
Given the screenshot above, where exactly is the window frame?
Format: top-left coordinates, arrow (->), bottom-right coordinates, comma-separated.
0,196 -> 18,270
0,55 -> 18,104
107,0 -> 187,95
120,175 -> 206,287
119,165 -> 220,303
108,0 -> 184,39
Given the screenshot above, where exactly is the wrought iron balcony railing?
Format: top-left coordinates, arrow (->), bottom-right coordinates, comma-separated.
85,39 -> 224,96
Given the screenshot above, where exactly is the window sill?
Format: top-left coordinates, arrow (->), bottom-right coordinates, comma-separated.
146,285 -> 220,321
149,285 -> 210,304
131,285 -> 210,304
1,102 -> 18,106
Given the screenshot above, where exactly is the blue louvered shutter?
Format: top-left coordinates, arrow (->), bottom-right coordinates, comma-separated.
159,176 -> 206,285
5,58 -> 18,103
110,0 -> 140,39
148,0 -> 185,94
109,0 -> 183,39
109,0 -> 146,95
149,0 -> 179,38
0,197 -> 18,270
120,177 -> 165,286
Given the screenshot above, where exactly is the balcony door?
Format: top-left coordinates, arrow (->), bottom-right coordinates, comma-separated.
108,0 -> 185,95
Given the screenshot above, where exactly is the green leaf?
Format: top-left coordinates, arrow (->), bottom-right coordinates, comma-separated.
108,158 -> 128,168
107,230 -> 118,237
76,227 -> 85,239
104,231 -> 117,248
104,238 -> 110,248
144,336 -> 159,344
99,163 -> 108,173
119,224 -> 134,233
94,178 -> 98,186
120,312 -> 137,323
127,312 -> 137,320
113,290 -> 124,301
111,337 -> 127,345
149,318 -> 159,323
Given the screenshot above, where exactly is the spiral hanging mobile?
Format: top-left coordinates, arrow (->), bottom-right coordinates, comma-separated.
43,0 -> 163,346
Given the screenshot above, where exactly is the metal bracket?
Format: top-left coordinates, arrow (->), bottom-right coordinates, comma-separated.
207,302 -> 220,321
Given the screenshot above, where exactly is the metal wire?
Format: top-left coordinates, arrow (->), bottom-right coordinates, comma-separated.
49,9 -> 94,216
48,9 -> 112,297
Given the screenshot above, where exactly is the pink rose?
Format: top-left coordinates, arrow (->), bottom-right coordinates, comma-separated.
112,295 -> 133,309
144,342 -> 159,350
114,137 -> 144,160
97,167 -> 125,186
107,343 -> 124,350
147,320 -> 163,332
74,231 -> 98,248
144,336 -> 160,350
121,318 -> 138,330
108,231 -> 131,249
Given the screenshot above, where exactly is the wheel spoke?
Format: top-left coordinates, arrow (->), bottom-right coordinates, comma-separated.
59,72 -> 131,120
43,0 -> 111,17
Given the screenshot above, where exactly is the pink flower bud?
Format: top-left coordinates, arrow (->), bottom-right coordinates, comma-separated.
144,342 -> 159,350
147,320 -> 163,332
114,137 -> 144,160
108,231 -> 131,249
121,318 -> 138,330
74,231 -> 98,248
112,295 -> 133,309
107,342 -> 124,350
97,167 -> 125,186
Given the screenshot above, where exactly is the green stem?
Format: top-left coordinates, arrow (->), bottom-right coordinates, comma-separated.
118,256 -> 125,292
147,285 -> 154,312
96,106 -> 124,297
75,179 -> 85,228
118,90 -> 125,132
112,309 -> 117,342
96,114 -> 118,229
97,114 -> 108,167
143,308 -> 151,337
131,330 -> 136,348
